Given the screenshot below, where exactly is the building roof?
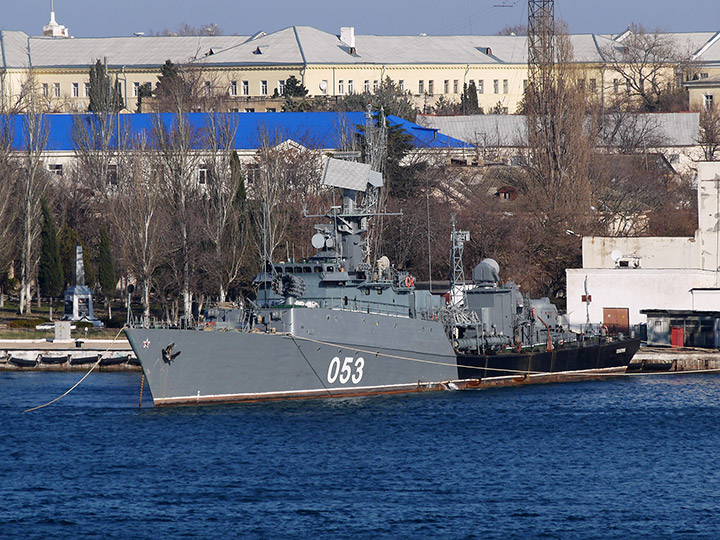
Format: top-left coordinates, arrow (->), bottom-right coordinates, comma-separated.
417,112 -> 700,148
3,26 -> 720,70
0,31 -> 251,69
4,111 -> 467,152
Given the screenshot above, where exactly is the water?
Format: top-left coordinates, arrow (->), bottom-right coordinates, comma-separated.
1,372 -> 719,539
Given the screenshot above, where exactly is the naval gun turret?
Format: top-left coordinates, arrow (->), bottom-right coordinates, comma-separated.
452,259 -> 571,354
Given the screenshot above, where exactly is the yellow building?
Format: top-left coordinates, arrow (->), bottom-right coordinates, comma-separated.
2,14 -> 719,114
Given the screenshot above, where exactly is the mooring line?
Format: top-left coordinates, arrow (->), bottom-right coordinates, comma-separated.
23,326 -> 129,413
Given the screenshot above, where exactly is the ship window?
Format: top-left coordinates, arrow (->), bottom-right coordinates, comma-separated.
364,288 -> 370,295
274,266 -> 283,273
313,267 -> 321,273
286,267 -> 294,273
326,266 -> 333,272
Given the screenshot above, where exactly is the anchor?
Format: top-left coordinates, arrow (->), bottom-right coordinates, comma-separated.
162,342 -> 181,364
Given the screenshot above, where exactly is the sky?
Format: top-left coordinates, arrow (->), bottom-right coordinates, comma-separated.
4,0 -> 719,38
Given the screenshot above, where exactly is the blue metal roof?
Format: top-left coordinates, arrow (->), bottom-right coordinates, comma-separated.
4,112 -> 467,152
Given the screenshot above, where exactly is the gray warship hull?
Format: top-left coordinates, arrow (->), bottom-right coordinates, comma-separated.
126,308 -> 459,406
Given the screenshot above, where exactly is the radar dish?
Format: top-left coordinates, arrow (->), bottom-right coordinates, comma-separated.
311,233 -> 325,249
321,158 -> 372,192
480,258 -> 500,275
610,250 -> 623,263
325,237 -> 335,248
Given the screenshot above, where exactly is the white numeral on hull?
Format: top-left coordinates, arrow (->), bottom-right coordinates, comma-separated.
327,356 -> 365,384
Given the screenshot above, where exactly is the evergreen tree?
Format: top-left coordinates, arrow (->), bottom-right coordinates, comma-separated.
97,226 -> 116,295
38,199 -> 63,298
460,82 -> 480,115
230,150 -> 246,202
135,82 -> 152,113
283,76 -> 308,97
88,59 -> 124,113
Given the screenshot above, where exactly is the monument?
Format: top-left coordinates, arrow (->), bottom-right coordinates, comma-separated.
63,244 -> 102,326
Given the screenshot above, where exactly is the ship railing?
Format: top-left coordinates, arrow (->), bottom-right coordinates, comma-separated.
302,296 -> 412,318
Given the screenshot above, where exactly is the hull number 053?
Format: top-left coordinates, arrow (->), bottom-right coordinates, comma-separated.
327,356 -> 365,384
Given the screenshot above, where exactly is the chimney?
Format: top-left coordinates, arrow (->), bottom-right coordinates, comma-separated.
340,27 -> 356,55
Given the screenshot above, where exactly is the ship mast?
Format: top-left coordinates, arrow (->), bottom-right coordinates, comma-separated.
449,213 -> 470,307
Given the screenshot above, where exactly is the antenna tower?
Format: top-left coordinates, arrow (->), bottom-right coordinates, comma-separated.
527,0 -> 555,108
449,214 -> 470,305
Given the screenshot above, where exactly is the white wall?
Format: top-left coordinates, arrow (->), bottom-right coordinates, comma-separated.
581,236 -> 698,269
565,268 -> 720,330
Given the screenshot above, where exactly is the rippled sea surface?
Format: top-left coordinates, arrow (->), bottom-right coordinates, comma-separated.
1,372 -> 720,539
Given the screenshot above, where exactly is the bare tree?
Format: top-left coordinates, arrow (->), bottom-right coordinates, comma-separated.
603,24 -> 693,112
250,129 -> 323,265
15,73 -> 50,314
597,110 -> 663,153
699,107 -> 720,161
199,114 -> 249,302
151,112 -> 201,321
112,134 -> 169,321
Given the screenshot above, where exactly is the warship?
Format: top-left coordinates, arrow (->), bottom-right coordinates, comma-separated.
125,158 -> 640,406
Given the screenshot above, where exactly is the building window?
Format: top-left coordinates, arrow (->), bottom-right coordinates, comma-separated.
399,80 -> 405,92
523,79 -> 528,91
48,164 -> 63,177
577,79 -> 585,91
279,80 -> 285,95
42,83 -> 49,97
230,81 -> 237,96
373,80 -> 379,92
478,80 -> 484,94
108,164 -> 118,185
84,82 -> 90,97
242,81 -> 249,95
418,80 -> 424,94
204,81 -> 211,96
503,79 -> 508,93
613,78 -> 620,93
198,165 -> 209,185
364,80 -> 370,93
705,94 -> 715,110
245,108 -> 255,112
589,78 -> 597,93
348,80 -> 354,93
338,80 -> 344,94
493,80 -> 499,94
453,80 -> 458,93
626,79 -> 631,93
444,80 -> 449,94
53,83 -> 60,97
260,80 -> 268,95
72,82 -> 79,98
428,80 -> 434,95
266,107 -> 276,112
701,73 -> 709,79
133,82 -> 140,97
230,108 -> 239,113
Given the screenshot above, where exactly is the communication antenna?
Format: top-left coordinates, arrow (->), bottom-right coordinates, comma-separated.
449,214 -> 471,305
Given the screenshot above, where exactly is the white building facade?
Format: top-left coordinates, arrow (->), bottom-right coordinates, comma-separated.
566,161 -> 720,331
